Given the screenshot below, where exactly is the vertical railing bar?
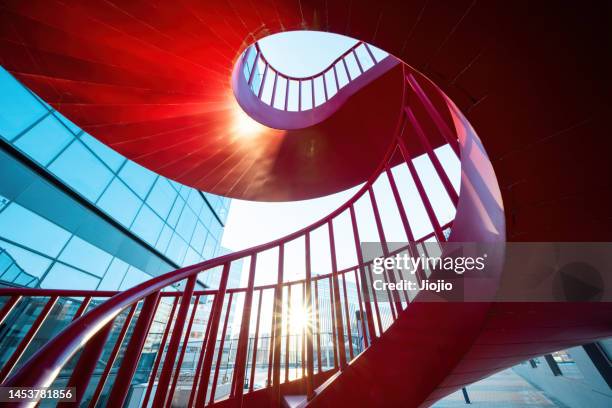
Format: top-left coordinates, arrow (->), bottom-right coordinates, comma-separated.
248,289 -> 264,392
248,50 -> 259,87
301,283 -> 306,379
364,43 -> 377,64
266,306 -> 275,387
323,71 -> 329,101
314,279 -> 322,372
349,205 -> 377,344
342,58 -> 352,81
232,253 -> 258,400
0,296 -> 21,327
304,233 -> 315,399
71,296 -> 91,321
152,275 -> 197,408
270,71 -> 279,107
106,292 -> 161,408
194,263 -> 231,408
284,79 -> 290,111
352,268 -> 369,350
405,73 -> 460,156
396,136 -> 446,242
333,65 -> 340,90
142,297 -> 180,408
311,79 -> 315,108
284,284 -> 292,382
188,294 -> 216,408
353,49 -> 364,74
368,186 -> 403,316
166,295 -> 201,408
405,106 -> 459,206
271,244 -> 284,407
209,292 -> 234,404
328,276 -> 338,369
87,304 -> 137,408
257,63 -> 269,99
0,296 -> 58,383
298,80 -> 302,112
328,221 -> 347,370
341,273 -> 354,359
366,265 -> 384,336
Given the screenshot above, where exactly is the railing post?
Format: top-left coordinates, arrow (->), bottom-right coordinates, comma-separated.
0,296 -> 58,383
232,254 -> 258,404
271,244 -> 284,408
405,106 -> 459,206
353,49 -> 364,74
257,64 -> 269,99
340,273 -> 354,360
313,279 -> 322,372
270,71 -> 279,107
195,263 -> 232,407
0,295 -> 20,326
106,292 -> 161,408
304,233 -> 315,399
328,221 -> 347,370
188,295 -> 215,408
349,205 -> 377,344
152,275 -> 197,408
249,289 -> 264,392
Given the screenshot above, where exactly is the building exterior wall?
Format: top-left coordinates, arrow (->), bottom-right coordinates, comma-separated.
0,67 -> 230,291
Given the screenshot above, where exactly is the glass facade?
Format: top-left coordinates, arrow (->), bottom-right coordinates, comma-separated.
0,67 -> 231,291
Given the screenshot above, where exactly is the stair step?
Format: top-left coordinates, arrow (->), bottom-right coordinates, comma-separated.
282,394 -> 307,408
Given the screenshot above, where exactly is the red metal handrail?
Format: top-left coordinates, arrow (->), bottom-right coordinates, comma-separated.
244,40 -> 381,111
0,63 -> 463,407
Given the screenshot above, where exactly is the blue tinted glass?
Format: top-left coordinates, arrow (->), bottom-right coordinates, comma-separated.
51,111 -> 81,135
190,223 -> 207,253
167,198 -> 185,228
165,233 -> 188,265
0,204 -> 71,257
40,263 -> 99,289
0,240 -> 52,278
0,68 -> 48,141
80,133 -> 126,172
187,190 -> 204,215
183,247 -> 201,266
155,225 -> 173,253
118,160 -> 156,199
58,236 -> 113,277
98,257 -> 129,290
119,266 -> 150,290
131,205 -> 164,246
175,207 -> 197,241
146,177 -> 176,219
14,116 -> 74,166
48,141 -> 114,202
96,178 -> 141,227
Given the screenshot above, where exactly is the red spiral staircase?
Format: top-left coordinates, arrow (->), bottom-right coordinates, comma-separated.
0,1 -> 611,407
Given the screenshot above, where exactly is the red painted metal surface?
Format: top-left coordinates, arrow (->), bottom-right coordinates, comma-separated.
0,3 -> 610,405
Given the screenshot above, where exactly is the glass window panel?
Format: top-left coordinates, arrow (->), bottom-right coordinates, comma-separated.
48,141 -> 113,202
0,68 -> 48,141
313,76 -> 325,106
273,76 -> 288,109
0,204 -> 71,257
183,247 -> 201,266
167,197 -> 185,228
155,225 -> 173,253
80,133 -> 126,172
41,263 -> 99,290
119,266 -> 150,290
97,257 -> 129,291
147,177 -> 176,220
176,207 -> 197,242
96,178 -> 141,227
301,80 -> 313,110
14,116 -> 74,166
118,160 -> 156,199
58,236 -> 112,277
186,190 -> 204,215
165,233 -> 188,265
131,205 -> 164,246
354,44 -> 374,71
52,111 -> 81,135
0,240 -> 52,278
190,222 -> 207,253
